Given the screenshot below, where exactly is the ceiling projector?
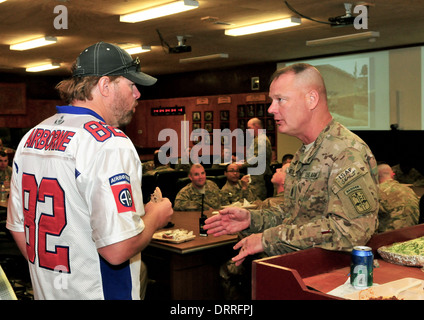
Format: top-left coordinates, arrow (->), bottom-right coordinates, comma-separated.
168,35 -> 192,54
328,2 -> 355,27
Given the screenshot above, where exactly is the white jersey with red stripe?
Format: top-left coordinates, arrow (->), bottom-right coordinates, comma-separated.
6,105 -> 145,300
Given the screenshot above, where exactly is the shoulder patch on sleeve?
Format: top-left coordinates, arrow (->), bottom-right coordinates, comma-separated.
110,173 -> 135,213
344,185 -> 372,214
334,166 -> 363,189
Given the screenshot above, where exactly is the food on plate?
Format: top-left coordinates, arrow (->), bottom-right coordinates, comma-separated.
378,237 -> 424,267
368,296 -> 402,300
383,236 -> 424,256
223,199 -> 253,208
150,187 -> 162,203
160,229 -> 194,241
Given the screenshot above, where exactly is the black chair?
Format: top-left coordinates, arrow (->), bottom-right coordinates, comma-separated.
155,170 -> 188,205
205,167 -> 225,177
141,174 -> 158,204
419,195 -> 424,224
176,177 -> 191,192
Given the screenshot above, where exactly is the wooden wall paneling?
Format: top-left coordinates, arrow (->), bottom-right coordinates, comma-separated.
127,92 -> 271,161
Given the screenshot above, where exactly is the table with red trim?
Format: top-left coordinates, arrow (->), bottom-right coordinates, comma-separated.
252,224 -> 424,300
143,210 -> 239,300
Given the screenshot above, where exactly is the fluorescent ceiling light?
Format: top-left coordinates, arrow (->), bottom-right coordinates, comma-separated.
225,17 -> 301,36
306,31 -> 380,46
120,0 -> 199,23
123,45 -> 151,54
26,63 -> 60,72
179,53 -> 229,63
10,36 -> 57,51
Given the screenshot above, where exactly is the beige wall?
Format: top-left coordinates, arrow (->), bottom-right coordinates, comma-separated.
389,47 -> 422,130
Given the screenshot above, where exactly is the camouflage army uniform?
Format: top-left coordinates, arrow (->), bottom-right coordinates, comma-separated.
256,192 -> 284,210
244,120 -> 379,255
241,134 -> 272,200
0,166 -> 12,183
144,165 -> 175,176
174,180 -> 221,211
220,180 -> 256,206
142,160 -> 154,173
377,179 -> 419,232
392,164 -> 424,187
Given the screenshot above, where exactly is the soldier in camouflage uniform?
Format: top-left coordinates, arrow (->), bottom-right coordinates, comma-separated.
220,163 -> 256,206
0,151 -> 12,188
144,150 -> 175,175
255,163 -> 290,210
391,162 -> 424,187
377,163 -> 419,232
174,164 -> 221,211
204,63 -> 379,265
239,118 -> 272,200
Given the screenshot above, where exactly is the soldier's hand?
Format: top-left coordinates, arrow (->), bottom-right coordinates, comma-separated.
204,207 -> 250,236
232,233 -> 264,266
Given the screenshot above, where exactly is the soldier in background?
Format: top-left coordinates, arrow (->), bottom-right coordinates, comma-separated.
255,162 -> 290,210
281,153 -> 293,165
377,163 -> 419,232
392,160 -> 424,187
144,150 -> 175,175
238,117 -> 272,200
0,151 -> 12,188
205,63 -> 379,266
220,163 -> 256,206
174,164 -> 221,211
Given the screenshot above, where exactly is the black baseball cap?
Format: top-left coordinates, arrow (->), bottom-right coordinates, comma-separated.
73,42 -> 157,86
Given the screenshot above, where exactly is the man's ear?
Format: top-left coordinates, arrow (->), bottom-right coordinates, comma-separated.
97,76 -> 112,97
306,89 -> 319,110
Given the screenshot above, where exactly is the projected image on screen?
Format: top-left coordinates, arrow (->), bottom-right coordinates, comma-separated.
280,52 -> 390,130
315,58 -> 369,128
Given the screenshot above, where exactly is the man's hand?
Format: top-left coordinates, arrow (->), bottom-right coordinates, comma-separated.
232,233 -> 264,266
204,207 -> 251,236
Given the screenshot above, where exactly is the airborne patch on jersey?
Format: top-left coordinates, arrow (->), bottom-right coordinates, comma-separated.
109,173 -> 135,213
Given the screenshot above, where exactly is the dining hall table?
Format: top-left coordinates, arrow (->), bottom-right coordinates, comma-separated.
142,209 -> 239,300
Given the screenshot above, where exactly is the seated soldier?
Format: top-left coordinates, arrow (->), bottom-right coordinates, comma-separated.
377,163 -> 420,232
144,150 -> 175,175
174,164 -> 221,211
0,150 -> 12,188
256,162 -> 290,210
220,163 -> 256,206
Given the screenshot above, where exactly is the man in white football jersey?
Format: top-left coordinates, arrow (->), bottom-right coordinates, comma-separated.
6,42 -> 173,300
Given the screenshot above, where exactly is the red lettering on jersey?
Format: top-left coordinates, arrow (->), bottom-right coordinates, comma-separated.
84,121 -> 112,142
56,131 -> 75,151
24,128 -> 37,148
84,121 -> 128,141
26,128 -> 44,148
24,128 -> 76,152
111,184 -> 136,213
35,129 -> 51,149
107,126 -> 127,138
